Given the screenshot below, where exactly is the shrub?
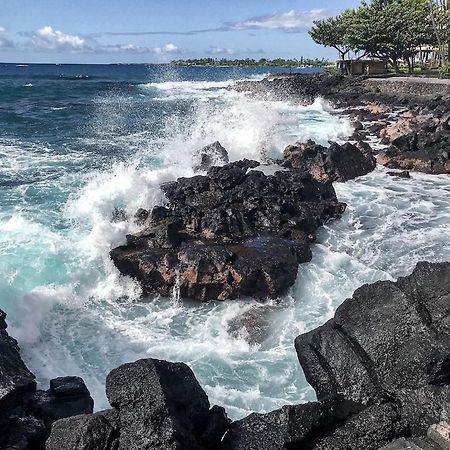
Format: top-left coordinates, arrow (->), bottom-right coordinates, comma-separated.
438,63 -> 450,77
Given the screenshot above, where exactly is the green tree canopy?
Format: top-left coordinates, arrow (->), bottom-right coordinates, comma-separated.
310,0 -> 450,73
309,11 -> 355,60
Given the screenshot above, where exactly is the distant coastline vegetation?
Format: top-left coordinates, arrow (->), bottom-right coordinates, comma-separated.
171,57 -> 330,68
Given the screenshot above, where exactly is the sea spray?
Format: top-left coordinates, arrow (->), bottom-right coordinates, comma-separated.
1,65 -> 449,420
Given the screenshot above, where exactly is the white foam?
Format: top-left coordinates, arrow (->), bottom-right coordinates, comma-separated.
142,79 -> 235,92
4,72 -> 448,422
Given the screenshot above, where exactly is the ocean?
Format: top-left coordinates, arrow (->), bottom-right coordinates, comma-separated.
1,63 -> 449,419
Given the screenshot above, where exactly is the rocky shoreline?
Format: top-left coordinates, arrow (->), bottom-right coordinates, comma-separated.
2,73 -> 450,449
1,262 -> 449,449
235,74 -> 450,175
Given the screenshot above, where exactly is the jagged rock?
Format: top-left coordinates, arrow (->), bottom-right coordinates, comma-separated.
24,376 -> 94,427
47,359 -> 230,450
111,208 -> 127,223
134,208 -> 149,225
377,143 -> 450,174
194,141 -> 229,172
0,309 -> 36,411
355,140 -> 375,155
354,121 -> 364,131
46,410 -> 119,450
377,109 -> 450,174
0,412 -> 47,450
295,263 -> 450,404
111,160 -> 345,301
112,236 -> 312,301
0,309 -> 95,450
283,140 -> 376,182
295,261 -> 450,420
222,402 -> 328,450
106,358 -> 214,450
311,403 -> 401,450
222,396 -> 367,450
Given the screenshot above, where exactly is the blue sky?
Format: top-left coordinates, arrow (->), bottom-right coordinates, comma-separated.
0,0 -> 360,63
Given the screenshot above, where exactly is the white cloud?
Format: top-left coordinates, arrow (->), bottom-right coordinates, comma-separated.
230,9 -> 330,32
31,26 -> 89,51
0,26 -> 13,48
27,26 -> 182,55
207,47 -> 236,55
153,43 -> 180,54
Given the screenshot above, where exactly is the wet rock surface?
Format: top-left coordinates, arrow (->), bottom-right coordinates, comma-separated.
46,358 -> 231,450
283,139 -> 376,182
236,73 -> 450,176
194,141 -> 229,172
0,309 -> 94,450
111,159 -> 346,301
2,262 -> 450,449
376,109 -> 450,174
0,309 -> 36,412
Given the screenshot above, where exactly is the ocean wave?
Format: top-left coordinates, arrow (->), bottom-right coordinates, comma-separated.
4,69 -> 449,421
141,79 -> 235,92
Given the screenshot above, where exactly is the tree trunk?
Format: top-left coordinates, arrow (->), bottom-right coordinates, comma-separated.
391,59 -> 401,73
406,58 -> 413,74
429,0 -> 446,66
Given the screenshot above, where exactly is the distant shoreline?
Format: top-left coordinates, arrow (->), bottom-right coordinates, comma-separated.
171,58 -> 330,68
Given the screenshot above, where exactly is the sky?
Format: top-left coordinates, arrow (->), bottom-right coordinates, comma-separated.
0,0 -> 361,63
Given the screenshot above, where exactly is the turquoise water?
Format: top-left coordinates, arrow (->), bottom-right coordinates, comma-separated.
1,63 -> 449,419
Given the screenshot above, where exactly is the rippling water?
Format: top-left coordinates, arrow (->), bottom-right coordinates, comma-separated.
1,63 -> 449,419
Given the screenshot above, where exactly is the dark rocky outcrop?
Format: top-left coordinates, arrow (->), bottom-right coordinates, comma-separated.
283,140 -> 376,182
194,141 -> 229,172
235,73 -> 450,176
111,159 -> 346,301
0,309 -> 36,412
377,127 -> 450,175
43,262 -> 450,450
46,358 -> 231,450
24,376 -> 94,428
295,261 -> 450,441
0,308 -> 94,450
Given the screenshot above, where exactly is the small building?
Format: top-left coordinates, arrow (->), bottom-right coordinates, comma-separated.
337,59 -> 388,75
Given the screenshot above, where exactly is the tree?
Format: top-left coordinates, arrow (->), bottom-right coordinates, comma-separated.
348,0 -> 438,73
310,0 -> 448,74
309,11 -> 355,61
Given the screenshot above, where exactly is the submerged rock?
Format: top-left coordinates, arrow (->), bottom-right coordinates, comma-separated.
283,140 -> 376,182
387,170 -> 411,179
227,306 -> 273,344
111,159 -> 345,301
